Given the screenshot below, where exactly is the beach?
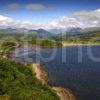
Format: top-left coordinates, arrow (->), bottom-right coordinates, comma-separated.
62,42 -> 100,47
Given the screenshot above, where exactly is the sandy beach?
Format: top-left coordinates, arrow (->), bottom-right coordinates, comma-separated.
33,63 -> 75,100
62,42 -> 100,47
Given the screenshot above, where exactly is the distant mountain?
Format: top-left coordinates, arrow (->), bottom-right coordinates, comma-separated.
48,27 -> 85,34
83,27 -> 100,32
0,27 -> 100,37
48,29 -> 65,34
66,27 -> 83,34
28,29 -> 53,38
48,27 -> 100,35
0,28 -> 28,34
62,30 -> 100,42
0,28 -> 55,38
65,27 -> 100,34
0,28 -> 17,34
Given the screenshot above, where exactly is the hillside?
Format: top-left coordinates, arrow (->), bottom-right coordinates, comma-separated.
0,59 -> 59,100
0,28 -> 54,38
63,31 -> 100,42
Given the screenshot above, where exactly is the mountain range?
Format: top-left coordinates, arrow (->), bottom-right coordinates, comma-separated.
0,27 -> 100,37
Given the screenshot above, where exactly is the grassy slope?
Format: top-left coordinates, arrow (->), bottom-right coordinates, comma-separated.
63,31 -> 100,43
0,59 -> 59,100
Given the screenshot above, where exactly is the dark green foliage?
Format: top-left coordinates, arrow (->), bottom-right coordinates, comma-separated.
39,39 -> 54,48
0,59 -> 59,100
0,41 -> 16,52
28,37 -> 37,44
1,42 -> 15,48
0,41 -> 16,56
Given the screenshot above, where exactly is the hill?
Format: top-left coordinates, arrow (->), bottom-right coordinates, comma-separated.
0,59 -> 59,100
63,31 -> 100,42
0,28 -> 54,38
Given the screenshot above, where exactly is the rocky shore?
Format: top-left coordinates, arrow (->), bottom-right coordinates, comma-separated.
33,63 -> 76,100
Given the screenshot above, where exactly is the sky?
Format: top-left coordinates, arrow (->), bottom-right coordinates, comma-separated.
0,0 -> 100,29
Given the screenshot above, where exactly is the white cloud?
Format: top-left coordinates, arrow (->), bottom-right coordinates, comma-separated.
72,9 -> 100,28
0,9 -> 100,30
0,15 -> 43,29
0,15 -> 14,27
45,9 -> 100,29
95,9 -> 100,12
44,16 -> 82,29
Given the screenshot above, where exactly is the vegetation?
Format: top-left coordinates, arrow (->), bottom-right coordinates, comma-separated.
0,30 -> 100,100
0,59 -> 59,100
29,38 -> 62,48
0,32 -> 63,48
0,42 -> 15,50
62,31 -> 100,43
0,41 -> 16,56
0,34 -> 60,100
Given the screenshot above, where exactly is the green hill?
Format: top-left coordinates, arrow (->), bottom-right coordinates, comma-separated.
0,59 -> 59,100
63,31 -> 100,42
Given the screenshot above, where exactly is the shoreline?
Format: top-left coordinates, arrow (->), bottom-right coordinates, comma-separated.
4,43 -> 21,59
33,63 -> 75,100
62,42 -> 100,47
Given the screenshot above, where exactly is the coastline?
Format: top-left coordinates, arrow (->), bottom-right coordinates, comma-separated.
7,43 -> 100,100
3,43 -> 21,59
62,42 -> 100,47
33,63 -> 75,100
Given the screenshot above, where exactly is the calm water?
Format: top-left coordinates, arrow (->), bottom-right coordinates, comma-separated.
11,46 -> 100,100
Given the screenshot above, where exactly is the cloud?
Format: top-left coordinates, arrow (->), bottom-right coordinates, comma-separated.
45,9 -> 100,29
73,9 -> 100,17
72,9 -> 100,28
44,16 -> 82,29
25,4 -> 45,10
8,3 -> 20,9
0,15 -> 43,29
0,9 -> 100,30
8,3 -> 49,10
0,15 -> 14,27
95,9 -> 100,12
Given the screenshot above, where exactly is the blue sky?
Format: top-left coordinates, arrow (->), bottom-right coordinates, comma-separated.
0,0 -> 100,23
0,0 -> 100,30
